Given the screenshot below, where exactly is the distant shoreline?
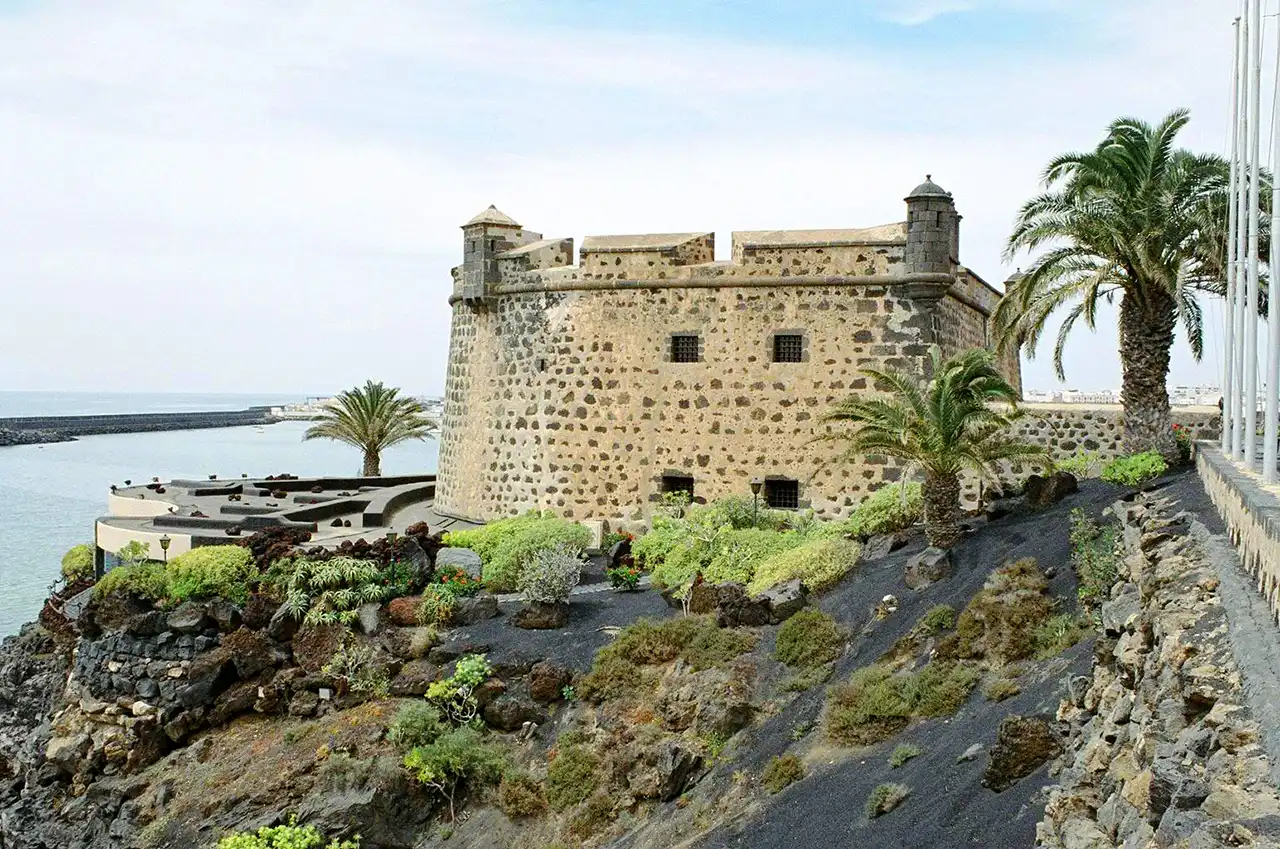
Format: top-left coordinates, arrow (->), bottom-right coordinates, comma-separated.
0,408 -> 281,447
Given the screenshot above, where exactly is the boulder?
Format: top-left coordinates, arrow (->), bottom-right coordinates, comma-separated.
288,690 -> 320,717
436,548 -> 482,579
860,532 -> 911,562
452,593 -> 499,625
982,715 -> 1063,792
904,548 -> 952,591
627,741 -> 705,801
427,640 -> 492,665
45,733 -> 91,772
512,602 -> 569,630
382,626 -> 436,660
473,677 -> 506,708
266,603 -> 300,643
355,602 -> 383,635
984,496 -> 1029,522
386,596 -> 422,627
713,583 -> 771,628
758,580 -> 807,623
1023,472 -> 1079,509
221,627 -> 275,679
608,538 -> 633,569
389,660 -> 440,697
529,661 -> 573,704
166,602 -> 211,635
178,646 -> 237,709
688,582 -> 719,615
241,594 -> 279,631
291,624 -> 346,673
482,694 -> 548,732
397,538 -> 433,583
208,600 -> 243,632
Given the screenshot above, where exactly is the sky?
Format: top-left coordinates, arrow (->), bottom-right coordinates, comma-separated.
0,0 -> 1252,396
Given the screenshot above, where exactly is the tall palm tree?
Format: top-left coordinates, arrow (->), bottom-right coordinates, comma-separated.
304,380 -> 437,476
995,109 -> 1240,460
824,346 -> 1049,549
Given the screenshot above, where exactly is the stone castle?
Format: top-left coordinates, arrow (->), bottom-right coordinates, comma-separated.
434,178 -> 1023,523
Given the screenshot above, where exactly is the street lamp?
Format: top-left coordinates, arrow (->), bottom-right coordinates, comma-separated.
750,478 -> 763,528
158,534 -> 171,563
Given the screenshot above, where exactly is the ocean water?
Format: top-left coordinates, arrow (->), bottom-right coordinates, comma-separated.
0,392 -> 439,637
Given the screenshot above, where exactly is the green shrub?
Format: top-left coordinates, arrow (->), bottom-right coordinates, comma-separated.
748,537 -> 860,594
1032,613 -> 1092,659
888,743 -> 922,768
93,561 -> 169,601
761,754 -> 805,793
518,543 -> 583,604
780,663 -> 834,692
417,584 -> 459,625
934,559 -> 1053,665
321,639 -> 389,698
843,483 -> 923,538
546,740 -> 600,811
498,772 -> 547,819
216,816 -> 358,848
916,605 -> 956,635
443,514 -> 590,593
983,678 -> 1021,702
426,654 -> 491,723
387,702 -> 446,750
826,662 -> 977,746
580,616 -> 757,702
774,609 -> 846,669
61,544 -> 94,583
167,546 -> 257,604
281,557 -> 388,626
567,792 -> 618,839
650,526 -> 808,593
1055,451 -> 1102,479
1100,451 -> 1167,486
116,540 -> 152,567
1070,509 -> 1119,612
865,782 -> 910,819
402,727 -> 504,820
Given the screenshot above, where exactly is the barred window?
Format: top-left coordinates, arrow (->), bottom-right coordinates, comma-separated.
662,475 -> 695,500
671,335 -> 700,363
765,479 -> 800,510
773,334 -> 803,363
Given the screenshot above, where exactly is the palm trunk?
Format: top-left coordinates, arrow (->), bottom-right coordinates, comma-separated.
1118,290 -> 1178,461
362,450 -> 381,477
923,471 -> 962,549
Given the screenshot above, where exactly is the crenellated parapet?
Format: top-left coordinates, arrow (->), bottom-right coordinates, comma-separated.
437,178 -> 1022,524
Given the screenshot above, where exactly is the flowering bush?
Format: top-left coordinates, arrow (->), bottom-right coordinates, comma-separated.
602,530 -> 635,550
416,568 -> 483,625
518,544 -> 583,605
1172,423 -> 1192,463
605,563 -> 642,592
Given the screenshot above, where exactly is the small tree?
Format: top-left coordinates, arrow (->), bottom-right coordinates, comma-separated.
303,380 -> 437,476
823,346 -> 1049,548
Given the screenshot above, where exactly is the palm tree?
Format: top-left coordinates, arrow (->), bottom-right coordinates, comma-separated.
824,346 -> 1049,549
304,380 -> 437,476
995,109 -> 1241,460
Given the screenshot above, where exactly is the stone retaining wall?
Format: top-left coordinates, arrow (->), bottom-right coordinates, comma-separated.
1196,443 -> 1280,624
1037,492 -> 1280,847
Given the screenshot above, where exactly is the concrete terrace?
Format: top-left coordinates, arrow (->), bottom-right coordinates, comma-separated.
95,473 -> 475,568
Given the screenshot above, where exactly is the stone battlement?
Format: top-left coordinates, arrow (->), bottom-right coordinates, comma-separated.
437,178 -> 1022,523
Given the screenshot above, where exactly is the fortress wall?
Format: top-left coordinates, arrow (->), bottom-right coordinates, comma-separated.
435,280 -> 959,523
732,243 -> 905,276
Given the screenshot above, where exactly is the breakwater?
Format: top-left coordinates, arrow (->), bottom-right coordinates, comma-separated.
0,408 -> 279,447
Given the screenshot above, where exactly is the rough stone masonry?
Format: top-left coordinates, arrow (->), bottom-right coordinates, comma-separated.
435,179 -> 1024,524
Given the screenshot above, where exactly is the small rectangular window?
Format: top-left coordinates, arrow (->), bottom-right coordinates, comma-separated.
773,334 -> 803,363
765,479 -> 800,510
661,474 -> 695,500
671,335 -> 700,363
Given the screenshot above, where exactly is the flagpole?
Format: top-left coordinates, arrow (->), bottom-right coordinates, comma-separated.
1266,7 -> 1280,482
1245,0 -> 1263,470
1226,16 -> 1243,453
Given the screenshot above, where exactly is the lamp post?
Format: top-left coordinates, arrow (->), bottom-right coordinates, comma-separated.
750,478 -> 763,528
158,534 -> 171,563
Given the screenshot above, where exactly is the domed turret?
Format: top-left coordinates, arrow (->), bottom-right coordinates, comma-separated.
905,175 -> 959,277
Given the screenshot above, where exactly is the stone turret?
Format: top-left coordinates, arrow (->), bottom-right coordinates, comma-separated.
460,205 -> 534,306
905,176 -> 960,277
